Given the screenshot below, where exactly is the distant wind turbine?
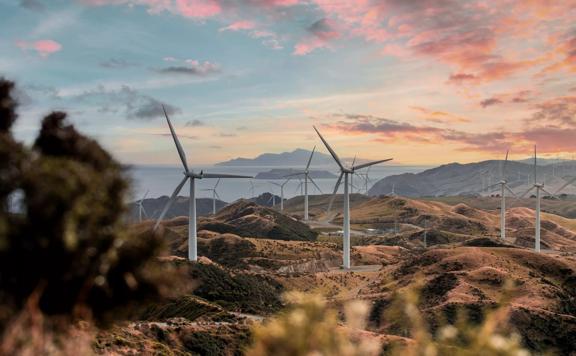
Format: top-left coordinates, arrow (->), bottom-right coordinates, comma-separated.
487,150 -> 517,240
285,147 -> 322,220
202,178 -> 223,215
136,190 -> 149,222
154,106 -> 252,261
517,146 -> 556,252
270,179 -> 290,211
314,126 -> 392,269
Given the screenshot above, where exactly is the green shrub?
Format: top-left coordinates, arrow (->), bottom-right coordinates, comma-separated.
0,78 -> 178,330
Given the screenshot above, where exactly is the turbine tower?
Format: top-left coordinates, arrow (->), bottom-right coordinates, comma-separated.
202,178 -> 222,215
154,107 -> 252,261
285,147 -> 322,220
314,126 -> 392,269
488,150 -> 517,240
518,146 -> 555,252
270,179 -> 290,211
136,190 -> 149,222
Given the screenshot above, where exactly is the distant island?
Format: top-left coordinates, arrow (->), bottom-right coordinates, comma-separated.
255,168 -> 338,180
216,148 -> 360,167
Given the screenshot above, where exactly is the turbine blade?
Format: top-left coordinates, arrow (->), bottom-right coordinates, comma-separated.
305,146 -> 316,171
308,176 -> 323,194
351,154 -> 357,167
503,149 -> 509,180
202,173 -> 253,179
284,172 -> 305,178
504,185 -> 517,198
294,182 -> 303,194
313,126 -> 345,171
487,183 -> 500,190
163,105 -> 189,173
518,186 -> 535,200
214,191 -> 222,201
214,178 -> 221,189
142,189 -> 149,201
533,145 -> 537,184
141,205 -> 149,218
353,158 -> 393,171
327,172 -> 344,213
554,176 -> 576,195
541,187 -> 557,198
154,176 -> 188,229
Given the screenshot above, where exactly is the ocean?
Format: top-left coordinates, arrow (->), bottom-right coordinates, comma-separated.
127,165 -> 430,203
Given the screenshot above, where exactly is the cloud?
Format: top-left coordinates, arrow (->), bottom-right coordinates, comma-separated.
100,58 -> 138,69
322,107 -> 576,154
219,20 -> 256,32
479,90 -> 534,108
156,59 -> 220,76
410,106 -> 471,124
153,133 -> 198,140
16,39 -> 62,57
528,96 -> 576,127
19,0 -> 45,11
293,18 -> 340,55
185,119 -> 205,127
480,98 -> 503,108
176,0 -> 221,18
447,73 -> 478,85
75,85 -> 181,120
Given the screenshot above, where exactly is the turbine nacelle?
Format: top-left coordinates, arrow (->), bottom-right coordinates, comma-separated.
185,171 -> 204,179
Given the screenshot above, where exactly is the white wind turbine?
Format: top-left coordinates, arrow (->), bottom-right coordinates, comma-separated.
517,146 -> 556,252
487,150 -> 517,240
202,178 -> 223,215
154,107 -> 252,261
314,126 -> 392,269
269,179 -> 291,211
136,190 -> 149,222
285,146 -> 323,220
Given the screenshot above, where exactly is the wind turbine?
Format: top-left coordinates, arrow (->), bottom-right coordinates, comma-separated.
154,107 -> 252,261
487,150 -> 517,240
202,178 -> 222,215
136,190 -> 149,222
314,126 -> 392,269
285,146 -> 323,220
517,146 -> 555,252
267,192 -> 277,208
270,179 -> 291,211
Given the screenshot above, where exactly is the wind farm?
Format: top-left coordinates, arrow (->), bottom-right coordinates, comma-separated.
3,1 -> 576,354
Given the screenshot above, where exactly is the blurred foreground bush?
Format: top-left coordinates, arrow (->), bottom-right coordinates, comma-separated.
0,78 -> 179,342
248,282 -> 530,356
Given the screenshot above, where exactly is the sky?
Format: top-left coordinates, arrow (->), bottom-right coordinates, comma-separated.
1,0 -> 575,166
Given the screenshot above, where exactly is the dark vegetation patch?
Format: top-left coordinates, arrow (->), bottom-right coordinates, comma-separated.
189,263 -> 283,314
198,235 -> 257,269
420,273 -> 459,306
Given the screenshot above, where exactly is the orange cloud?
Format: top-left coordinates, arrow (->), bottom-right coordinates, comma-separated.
410,106 -> 471,124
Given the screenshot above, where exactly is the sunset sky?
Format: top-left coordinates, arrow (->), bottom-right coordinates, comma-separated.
1,0 -> 575,165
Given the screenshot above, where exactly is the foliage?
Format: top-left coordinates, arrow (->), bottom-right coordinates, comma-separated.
247,292 -> 381,356
248,281 -> 532,356
190,262 -> 284,314
0,78 -> 179,334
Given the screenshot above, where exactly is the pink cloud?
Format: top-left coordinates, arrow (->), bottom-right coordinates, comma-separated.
16,39 -> 62,57
176,0 -> 221,18
219,20 -> 256,32
293,38 -> 327,56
